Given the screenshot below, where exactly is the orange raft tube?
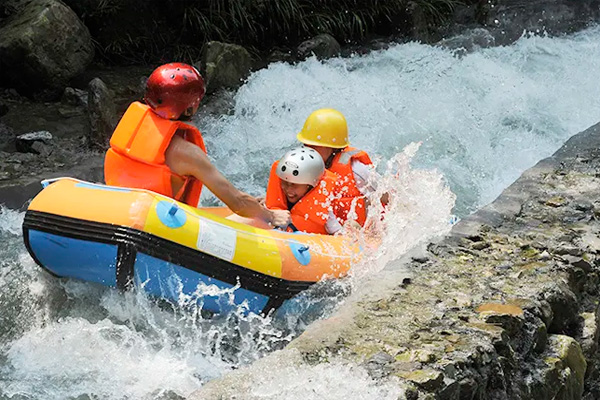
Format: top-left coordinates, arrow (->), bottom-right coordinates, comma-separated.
22,178 -> 362,315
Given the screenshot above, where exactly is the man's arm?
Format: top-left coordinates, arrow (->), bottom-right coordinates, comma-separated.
352,160 -> 389,205
165,136 -> 290,226
325,210 -> 343,234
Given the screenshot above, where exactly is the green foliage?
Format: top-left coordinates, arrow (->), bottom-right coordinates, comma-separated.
67,0 -> 468,65
409,0 -> 463,25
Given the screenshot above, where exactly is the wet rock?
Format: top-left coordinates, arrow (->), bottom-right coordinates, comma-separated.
476,303 -> 524,317
87,78 -> 116,149
541,283 -> 579,333
404,385 -> 419,400
57,106 -> 84,118
0,0 -> 19,18
397,369 -> 444,391
30,141 -> 52,157
539,250 -> 552,261
539,335 -> 586,399
580,232 -> 600,253
297,34 -> 341,60
477,303 -> 524,336
267,49 -> 295,64
62,87 -> 88,107
457,377 -> 479,399
130,76 -> 148,101
546,196 -> 567,207
363,351 -> 395,379
0,0 -> 94,97
438,28 -> 496,54
0,153 -> 104,209
575,201 -> 594,212
200,41 -> 253,94
581,308 -> 600,395
556,244 -> 583,257
0,122 -> 16,152
395,361 -> 424,372
535,300 -> 556,330
412,256 -> 429,263
367,38 -> 391,51
471,241 -> 491,251
15,131 -> 52,154
532,318 -> 549,354
495,262 -> 512,271
149,389 -> 185,400
396,349 -> 438,364
579,310 -> 600,361
561,255 -> 593,272
484,0 -> 600,46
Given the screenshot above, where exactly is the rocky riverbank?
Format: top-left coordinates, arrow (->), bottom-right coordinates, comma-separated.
0,64 -> 151,209
191,122 -> 600,399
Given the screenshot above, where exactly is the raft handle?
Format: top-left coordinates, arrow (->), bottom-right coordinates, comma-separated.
289,241 -> 311,265
168,203 -> 179,215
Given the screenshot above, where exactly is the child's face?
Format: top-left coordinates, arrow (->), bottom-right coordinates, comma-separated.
281,180 -> 312,204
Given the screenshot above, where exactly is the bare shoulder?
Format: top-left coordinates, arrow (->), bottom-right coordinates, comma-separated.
165,135 -> 210,176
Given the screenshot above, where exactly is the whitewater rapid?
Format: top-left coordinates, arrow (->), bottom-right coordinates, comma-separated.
2,25 -> 600,399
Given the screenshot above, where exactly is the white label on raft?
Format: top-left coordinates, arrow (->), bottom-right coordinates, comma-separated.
196,219 -> 237,262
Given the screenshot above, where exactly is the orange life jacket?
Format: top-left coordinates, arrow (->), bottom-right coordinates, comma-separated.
328,147 -> 373,226
265,161 -> 338,235
104,102 -> 207,207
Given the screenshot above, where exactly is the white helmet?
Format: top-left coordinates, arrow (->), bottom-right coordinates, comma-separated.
276,147 -> 325,186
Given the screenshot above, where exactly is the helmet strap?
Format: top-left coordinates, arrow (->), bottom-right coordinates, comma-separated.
179,108 -> 194,121
325,150 -> 340,169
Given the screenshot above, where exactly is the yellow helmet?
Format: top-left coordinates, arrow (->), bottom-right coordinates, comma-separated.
297,108 -> 349,149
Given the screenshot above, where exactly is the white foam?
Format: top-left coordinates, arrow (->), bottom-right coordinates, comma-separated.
198,26 -> 600,215
244,361 -> 404,399
0,206 -> 24,236
2,318 -> 203,399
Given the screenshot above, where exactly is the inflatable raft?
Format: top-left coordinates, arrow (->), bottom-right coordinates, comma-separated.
22,178 -> 360,315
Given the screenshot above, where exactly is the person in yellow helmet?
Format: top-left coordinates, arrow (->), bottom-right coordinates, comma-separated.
297,108 -> 386,227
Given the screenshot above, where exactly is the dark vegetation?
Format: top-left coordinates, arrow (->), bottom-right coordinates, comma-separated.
63,0 -> 474,65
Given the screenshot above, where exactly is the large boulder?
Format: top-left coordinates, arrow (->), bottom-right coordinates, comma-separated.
200,41 -> 253,94
0,0 -> 94,97
87,78 -> 116,149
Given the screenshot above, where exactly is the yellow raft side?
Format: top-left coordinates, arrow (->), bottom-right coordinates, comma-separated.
27,178 -> 360,282
28,178 -> 153,230
144,198 -> 284,278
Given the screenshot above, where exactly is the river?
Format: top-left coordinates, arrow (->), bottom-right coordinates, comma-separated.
1,26 -> 600,399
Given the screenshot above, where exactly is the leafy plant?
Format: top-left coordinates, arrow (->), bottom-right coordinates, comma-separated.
70,0 -> 470,64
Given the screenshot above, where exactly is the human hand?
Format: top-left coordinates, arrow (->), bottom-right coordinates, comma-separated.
380,192 -> 390,206
270,209 -> 291,228
256,196 -> 266,206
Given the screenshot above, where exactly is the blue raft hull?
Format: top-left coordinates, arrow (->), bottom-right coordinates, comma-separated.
23,212 -> 313,315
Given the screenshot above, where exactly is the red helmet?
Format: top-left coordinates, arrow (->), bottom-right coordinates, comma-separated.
144,63 -> 206,120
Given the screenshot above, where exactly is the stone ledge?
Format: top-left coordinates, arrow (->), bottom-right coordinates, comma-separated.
192,121 -> 600,400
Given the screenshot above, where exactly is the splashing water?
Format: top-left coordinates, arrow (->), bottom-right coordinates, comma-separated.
198,27 -> 600,216
2,25 -> 600,399
347,141 -> 456,280
0,206 -> 24,236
